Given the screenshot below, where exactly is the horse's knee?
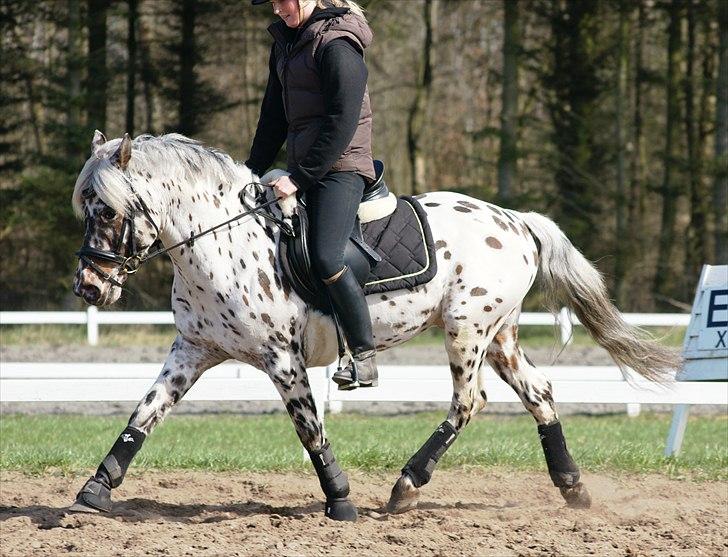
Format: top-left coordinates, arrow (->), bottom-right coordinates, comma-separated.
128,385 -> 177,435
449,386 -> 486,429
282,395 -> 324,449
472,390 -> 488,414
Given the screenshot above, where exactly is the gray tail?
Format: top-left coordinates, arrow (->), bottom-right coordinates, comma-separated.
520,211 -> 680,382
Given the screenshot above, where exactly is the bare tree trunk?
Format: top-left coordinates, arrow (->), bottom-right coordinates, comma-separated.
683,0 -> 711,294
614,0 -> 630,307
654,0 -> 682,305
497,0 -> 519,203
125,0 -> 138,135
138,2 -> 155,133
627,0 -> 648,309
715,0 -> 728,263
697,3 -> 716,265
407,0 -> 435,195
67,0 -> 82,150
86,0 -> 108,132
544,0 -> 602,256
178,0 -> 197,135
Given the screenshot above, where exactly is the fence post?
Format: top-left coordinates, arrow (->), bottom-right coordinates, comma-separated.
558,307 -> 572,345
665,404 -> 691,456
87,306 -> 99,346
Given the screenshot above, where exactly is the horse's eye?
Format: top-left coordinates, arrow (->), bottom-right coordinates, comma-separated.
101,207 -> 116,220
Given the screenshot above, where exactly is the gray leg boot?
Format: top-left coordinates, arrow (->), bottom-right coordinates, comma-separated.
323,266 -> 379,390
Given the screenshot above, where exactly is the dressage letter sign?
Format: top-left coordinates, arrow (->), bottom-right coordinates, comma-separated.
665,265 -> 728,456
700,289 -> 728,351
680,265 -> 728,380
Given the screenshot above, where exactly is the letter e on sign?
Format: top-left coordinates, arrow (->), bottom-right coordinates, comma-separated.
698,289 -> 728,351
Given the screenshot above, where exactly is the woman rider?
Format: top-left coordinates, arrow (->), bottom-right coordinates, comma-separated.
246,0 -> 378,390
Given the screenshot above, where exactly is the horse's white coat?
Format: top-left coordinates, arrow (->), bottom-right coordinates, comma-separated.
73,134 -> 677,511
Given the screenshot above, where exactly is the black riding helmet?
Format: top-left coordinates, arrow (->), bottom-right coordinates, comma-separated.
251,0 -> 269,4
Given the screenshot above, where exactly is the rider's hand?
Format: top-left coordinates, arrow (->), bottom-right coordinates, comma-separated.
271,176 -> 299,199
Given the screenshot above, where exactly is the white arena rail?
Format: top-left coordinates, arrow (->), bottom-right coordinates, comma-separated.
2,363 -> 724,409
0,308 -> 690,345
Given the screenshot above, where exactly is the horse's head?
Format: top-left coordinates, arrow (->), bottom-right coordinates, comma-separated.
72,131 -> 160,306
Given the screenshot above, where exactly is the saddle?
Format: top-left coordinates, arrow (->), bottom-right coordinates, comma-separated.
273,162 -> 438,313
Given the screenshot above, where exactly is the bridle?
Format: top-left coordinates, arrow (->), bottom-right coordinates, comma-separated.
76,175 -> 282,288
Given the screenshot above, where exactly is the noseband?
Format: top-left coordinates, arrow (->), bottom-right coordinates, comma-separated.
75,175 -> 162,288
76,176 -> 280,288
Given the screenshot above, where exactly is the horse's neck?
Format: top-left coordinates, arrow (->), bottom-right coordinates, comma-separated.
157,176 -> 274,291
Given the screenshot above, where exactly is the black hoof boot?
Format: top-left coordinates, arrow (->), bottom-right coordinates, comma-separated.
68,476 -> 112,513
325,498 -> 358,521
332,350 -> 379,391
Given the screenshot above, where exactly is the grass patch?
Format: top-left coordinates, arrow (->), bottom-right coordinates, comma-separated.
1,413 -> 724,480
0,324 -> 178,348
0,323 -> 684,349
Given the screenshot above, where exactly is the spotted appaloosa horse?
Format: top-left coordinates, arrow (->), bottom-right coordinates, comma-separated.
70,132 -> 677,520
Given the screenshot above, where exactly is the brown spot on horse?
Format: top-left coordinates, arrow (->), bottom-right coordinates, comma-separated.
485,237 -> 503,249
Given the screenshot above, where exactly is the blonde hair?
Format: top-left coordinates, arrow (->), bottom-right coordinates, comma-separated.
312,0 -> 366,21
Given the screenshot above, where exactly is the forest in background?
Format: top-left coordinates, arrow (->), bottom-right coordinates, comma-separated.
1,0 -> 726,311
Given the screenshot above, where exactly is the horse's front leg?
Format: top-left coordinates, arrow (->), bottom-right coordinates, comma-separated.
69,336 -> 223,513
266,348 -> 358,522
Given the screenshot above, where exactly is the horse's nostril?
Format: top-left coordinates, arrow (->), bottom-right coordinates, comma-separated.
80,284 -> 101,304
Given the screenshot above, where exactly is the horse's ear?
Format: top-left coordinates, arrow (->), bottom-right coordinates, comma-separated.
111,133 -> 132,171
91,130 -> 106,153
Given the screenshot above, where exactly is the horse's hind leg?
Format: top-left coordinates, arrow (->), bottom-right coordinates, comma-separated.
70,337 -> 222,513
387,320 -> 489,514
486,319 -> 592,509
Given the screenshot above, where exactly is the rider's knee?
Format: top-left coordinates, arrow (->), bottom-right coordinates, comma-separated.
311,250 -> 344,282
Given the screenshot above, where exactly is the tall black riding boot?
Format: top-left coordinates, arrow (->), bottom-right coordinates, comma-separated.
324,266 -> 379,390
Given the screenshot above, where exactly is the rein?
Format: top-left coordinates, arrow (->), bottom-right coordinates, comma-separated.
76,177 -> 284,287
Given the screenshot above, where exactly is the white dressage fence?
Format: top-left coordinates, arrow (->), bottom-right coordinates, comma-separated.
1,309 -> 707,417
1,362 -> 725,413
0,307 -> 690,346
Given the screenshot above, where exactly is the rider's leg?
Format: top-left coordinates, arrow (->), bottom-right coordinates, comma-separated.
306,172 -> 378,390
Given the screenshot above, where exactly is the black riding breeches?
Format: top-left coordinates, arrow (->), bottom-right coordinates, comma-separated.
304,171 -> 366,280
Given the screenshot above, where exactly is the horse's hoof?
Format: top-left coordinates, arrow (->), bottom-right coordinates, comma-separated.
325,498 -> 358,521
386,474 -> 420,514
68,477 -> 112,513
560,482 -> 592,509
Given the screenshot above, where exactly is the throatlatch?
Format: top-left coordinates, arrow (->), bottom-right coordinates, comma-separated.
402,421 -> 458,488
538,420 -> 580,487
97,426 -> 146,488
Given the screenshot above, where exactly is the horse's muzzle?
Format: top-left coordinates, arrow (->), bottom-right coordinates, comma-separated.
74,280 -> 102,305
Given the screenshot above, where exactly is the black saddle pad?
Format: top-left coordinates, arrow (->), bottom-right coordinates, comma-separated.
277,195 -> 437,311
361,195 -> 437,295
